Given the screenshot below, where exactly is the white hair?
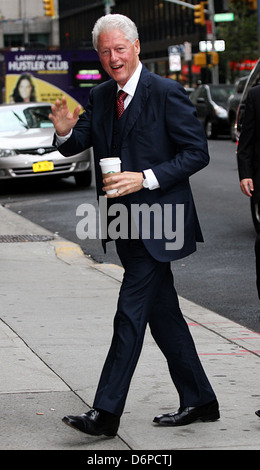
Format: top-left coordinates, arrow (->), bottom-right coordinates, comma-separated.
92,14 -> 139,50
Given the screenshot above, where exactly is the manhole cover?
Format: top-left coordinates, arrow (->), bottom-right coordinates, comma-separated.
0,234 -> 55,243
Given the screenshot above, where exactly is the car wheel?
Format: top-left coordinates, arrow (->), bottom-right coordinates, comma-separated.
205,120 -> 217,139
74,170 -> 92,187
230,117 -> 236,142
251,198 -> 260,233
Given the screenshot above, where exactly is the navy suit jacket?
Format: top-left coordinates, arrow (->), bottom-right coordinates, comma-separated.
56,65 -> 209,262
237,85 -> 260,202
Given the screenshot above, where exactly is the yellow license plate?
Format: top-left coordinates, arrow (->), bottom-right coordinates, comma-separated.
33,161 -> 54,173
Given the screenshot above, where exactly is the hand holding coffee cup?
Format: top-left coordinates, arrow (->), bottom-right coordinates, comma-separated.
99,158 -> 121,195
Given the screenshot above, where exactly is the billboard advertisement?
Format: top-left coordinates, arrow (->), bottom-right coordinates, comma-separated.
5,50 -> 108,110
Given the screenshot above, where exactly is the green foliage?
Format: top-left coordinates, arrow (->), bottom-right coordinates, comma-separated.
217,1 -> 258,81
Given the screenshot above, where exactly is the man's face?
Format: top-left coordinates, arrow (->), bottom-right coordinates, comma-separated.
97,29 -> 140,87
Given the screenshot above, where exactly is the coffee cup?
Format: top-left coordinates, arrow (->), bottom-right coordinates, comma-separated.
99,157 -> 121,194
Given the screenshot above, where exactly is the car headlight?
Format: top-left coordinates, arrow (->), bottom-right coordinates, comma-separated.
0,149 -> 17,158
213,103 -> 228,119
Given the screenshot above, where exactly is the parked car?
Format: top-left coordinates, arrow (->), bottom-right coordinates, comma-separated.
235,59 -> 260,232
190,84 -> 235,139
227,75 -> 248,141
0,102 -> 92,187
184,87 -> 195,96
236,59 -> 260,142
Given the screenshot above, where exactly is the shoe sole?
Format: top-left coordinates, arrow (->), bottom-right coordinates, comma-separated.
200,411 -> 220,422
62,417 -> 117,437
154,411 -> 220,426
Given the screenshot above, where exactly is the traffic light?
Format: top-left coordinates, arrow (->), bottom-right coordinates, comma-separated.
211,51 -> 219,66
194,52 -> 207,66
43,0 -> 55,17
248,0 -> 257,9
193,51 -> 218,67
194,2 -> 205,26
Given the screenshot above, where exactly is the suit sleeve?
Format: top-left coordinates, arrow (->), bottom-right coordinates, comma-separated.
237,89 -> 255,180
151,82 -> 210,192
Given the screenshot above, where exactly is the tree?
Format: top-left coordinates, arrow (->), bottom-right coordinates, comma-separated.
217,1 -> 258,82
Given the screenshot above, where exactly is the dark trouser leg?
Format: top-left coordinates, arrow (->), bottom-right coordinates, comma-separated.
148,263 -> 216,407
255,233 -> 260,299
93,238 -> 167,416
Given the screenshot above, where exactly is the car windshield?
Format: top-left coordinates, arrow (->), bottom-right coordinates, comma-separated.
209,86 -> 234,105
0,105 -> 54,133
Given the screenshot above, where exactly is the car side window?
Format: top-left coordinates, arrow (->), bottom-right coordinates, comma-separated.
191,88 -> 200,101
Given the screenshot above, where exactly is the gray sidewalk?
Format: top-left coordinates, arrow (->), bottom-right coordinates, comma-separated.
0,204 -> 260,451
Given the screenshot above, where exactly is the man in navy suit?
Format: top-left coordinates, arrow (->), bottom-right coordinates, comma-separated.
50,14 -> 219,436
237,85 -> 260,419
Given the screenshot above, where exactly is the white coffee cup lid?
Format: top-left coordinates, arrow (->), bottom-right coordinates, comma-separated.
99,158 -> 121,164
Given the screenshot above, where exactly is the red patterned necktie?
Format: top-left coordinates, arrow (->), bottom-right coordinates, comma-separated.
116,90 -> 128,119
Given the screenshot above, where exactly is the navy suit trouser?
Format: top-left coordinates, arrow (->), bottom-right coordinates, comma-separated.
255,233 -> 260,298
93,238 -> 216,417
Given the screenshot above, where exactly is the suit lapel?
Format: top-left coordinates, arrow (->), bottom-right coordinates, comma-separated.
123,67 -> 152,140
100,67 -> 152,148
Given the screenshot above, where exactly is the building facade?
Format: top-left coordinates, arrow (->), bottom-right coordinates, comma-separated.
0,0 -> 59,49
58,0 -> 204,83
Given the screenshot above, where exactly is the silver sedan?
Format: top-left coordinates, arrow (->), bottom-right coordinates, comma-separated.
0,102 -> 92,187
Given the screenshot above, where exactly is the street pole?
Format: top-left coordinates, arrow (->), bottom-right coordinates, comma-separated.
164,0 -> 196,9
23,0 -> 29,47
104,0 -> 115,15
207,0 -> 219,84
164,0 -> 219,84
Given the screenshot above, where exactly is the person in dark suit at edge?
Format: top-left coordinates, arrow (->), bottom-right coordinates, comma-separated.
50,14 -> 219,436
237,84 -> 260,419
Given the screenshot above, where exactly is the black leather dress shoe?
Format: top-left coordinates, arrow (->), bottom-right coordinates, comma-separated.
153,399 -> 220,426
255,410 -> 260,417
62,408 -> 120,436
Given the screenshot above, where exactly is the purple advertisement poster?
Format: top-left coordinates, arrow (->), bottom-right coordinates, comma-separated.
5,50 -> 107,110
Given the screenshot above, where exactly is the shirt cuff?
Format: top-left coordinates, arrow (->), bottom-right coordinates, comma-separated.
143,169 -> 160,190
55,129 -> 73,145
